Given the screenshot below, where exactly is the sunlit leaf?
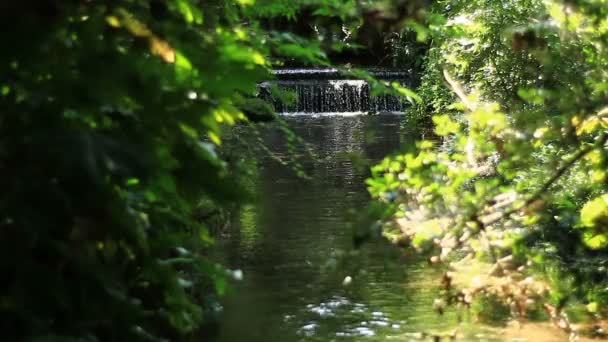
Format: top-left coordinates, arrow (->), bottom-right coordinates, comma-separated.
583,231 -> 608,250
580,194 -> 608,228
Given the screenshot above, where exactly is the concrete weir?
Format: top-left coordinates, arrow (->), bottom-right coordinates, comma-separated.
258,68 -> 413,114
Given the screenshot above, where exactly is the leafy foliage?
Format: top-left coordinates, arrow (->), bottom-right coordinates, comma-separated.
368,0 -> 608,330
0,0 -> 340,340
0,0 -> 431,338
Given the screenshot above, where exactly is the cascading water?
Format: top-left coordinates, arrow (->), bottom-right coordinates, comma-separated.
258,69 -> 412,114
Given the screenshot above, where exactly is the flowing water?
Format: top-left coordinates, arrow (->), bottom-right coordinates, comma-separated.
209,114 -> 503,341
206,71 -> 571,341
258,69 -> 413,114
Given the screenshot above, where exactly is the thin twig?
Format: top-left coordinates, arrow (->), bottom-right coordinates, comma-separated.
484,131 -> 608,226
443,69 -> 475,111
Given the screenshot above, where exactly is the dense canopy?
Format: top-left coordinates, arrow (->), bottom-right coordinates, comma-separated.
2,0 -> 608,340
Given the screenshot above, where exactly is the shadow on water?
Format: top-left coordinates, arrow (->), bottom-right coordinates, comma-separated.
208,114 -> 501,341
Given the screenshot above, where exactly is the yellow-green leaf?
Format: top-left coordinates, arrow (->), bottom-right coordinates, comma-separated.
580,194 -> 608,228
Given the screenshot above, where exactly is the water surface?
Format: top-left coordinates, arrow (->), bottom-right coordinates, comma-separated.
211,115 -> 499,341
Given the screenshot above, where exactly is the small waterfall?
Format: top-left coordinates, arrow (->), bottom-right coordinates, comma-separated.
259,69 -> 412,114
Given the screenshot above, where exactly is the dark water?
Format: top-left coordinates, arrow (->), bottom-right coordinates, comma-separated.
210,115 -> 500,341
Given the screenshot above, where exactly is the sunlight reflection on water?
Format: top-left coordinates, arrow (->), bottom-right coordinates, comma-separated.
209,115 -> 505,342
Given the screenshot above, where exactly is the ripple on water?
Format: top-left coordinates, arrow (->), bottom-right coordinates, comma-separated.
213,116 -> 499,342
298,322 -> 319,337
370,320 -> 389,327
352,326 -> 376,336
294,295 -> 407,339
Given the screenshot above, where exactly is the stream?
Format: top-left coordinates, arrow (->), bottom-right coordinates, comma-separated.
209,114 -> 503,341
204,66 -> 576,341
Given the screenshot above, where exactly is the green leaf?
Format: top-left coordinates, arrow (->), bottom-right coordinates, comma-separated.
391,82 -> 422,103
174,0 -> 203,24
175,51 -> 193,81
433,115 -> 460,136
580,194 -> 608,228
582,231 -> 608,250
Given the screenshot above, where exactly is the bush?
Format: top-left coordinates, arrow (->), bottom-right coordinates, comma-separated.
369,0 -> 608,327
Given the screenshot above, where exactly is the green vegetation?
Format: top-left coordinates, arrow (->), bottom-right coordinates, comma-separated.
4,0 -> 608,340
0,0 -> 423,340
368,0 -> 608,332
0,0 -> 332,340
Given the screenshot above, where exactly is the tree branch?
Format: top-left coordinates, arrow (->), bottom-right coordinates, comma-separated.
484,131 -> 608,226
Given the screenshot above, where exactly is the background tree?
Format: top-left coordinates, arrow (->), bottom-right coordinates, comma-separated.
369,0 -> 608,331
0,0 -> 310,340
0,0 -> 429,340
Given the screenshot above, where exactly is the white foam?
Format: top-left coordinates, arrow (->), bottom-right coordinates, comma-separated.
279,111 -> 404,117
